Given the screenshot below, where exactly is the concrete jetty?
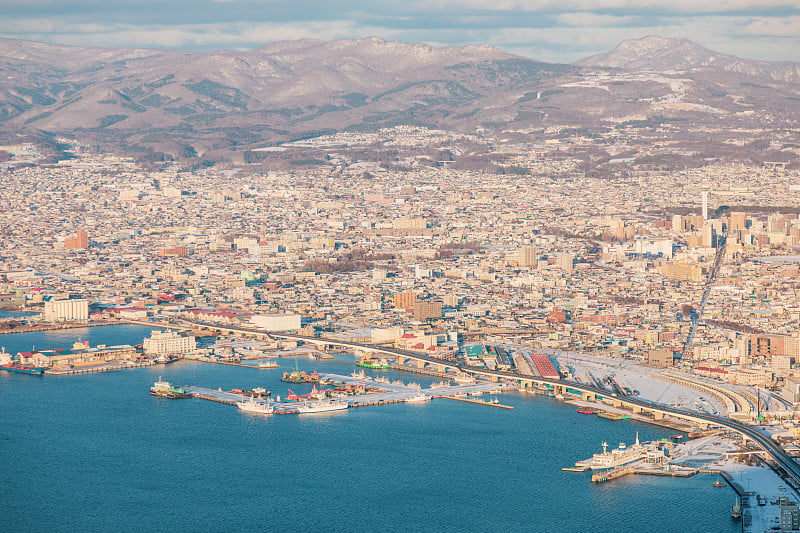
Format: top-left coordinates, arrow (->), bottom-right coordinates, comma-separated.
184,375 -> 515,415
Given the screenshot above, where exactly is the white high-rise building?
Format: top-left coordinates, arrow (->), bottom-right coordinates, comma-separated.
143,330 -> 196,355
700,184 -> 711,220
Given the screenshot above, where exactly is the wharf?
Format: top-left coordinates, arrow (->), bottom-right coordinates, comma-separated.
46,360 -> 156,375
182,356 -> 276,369
441,395 -> 513,409
185,377 -> 515,415
565,399 -> 695,432
389,363 -> 454,379
185,386 -> 300,414
591,460 -> 700,483
0,321 -> 110,335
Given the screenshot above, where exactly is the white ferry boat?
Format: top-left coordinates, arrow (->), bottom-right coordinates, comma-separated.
575,433 -> 648,470
297,400 -> 348,414
237,397 -> 275,415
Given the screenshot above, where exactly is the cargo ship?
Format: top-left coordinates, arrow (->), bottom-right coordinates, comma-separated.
297,400 -> 348,414
577,407 -> 598,415
0,348 -> 44,375
0,362 -> 45,375
258,360 -> 279,368
356,357 -> 389,370
237,397 -> 274,415
150,378 -> 192,399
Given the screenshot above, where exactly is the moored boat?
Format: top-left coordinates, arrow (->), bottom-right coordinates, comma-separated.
732,499 -> 742,520
0,362 -> 45,375
297,400 -> 348,414
150,378 -> 192,399
356,357 -> 389,370
405,393 -> 430,403
596,411 -> 631,421
281,369 -> 320,383
237,397 -> 274,414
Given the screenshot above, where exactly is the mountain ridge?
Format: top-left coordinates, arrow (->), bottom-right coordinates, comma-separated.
0,35 -> 797,165
575,35 -> 800,84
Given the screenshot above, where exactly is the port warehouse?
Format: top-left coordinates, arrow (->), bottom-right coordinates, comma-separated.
18,345 -> 137,368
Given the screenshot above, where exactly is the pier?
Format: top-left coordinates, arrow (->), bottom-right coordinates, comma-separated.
182,375 -> 516,415
46,360 -> 156,375
441,395 -> 513,409
591,461 -> 701,483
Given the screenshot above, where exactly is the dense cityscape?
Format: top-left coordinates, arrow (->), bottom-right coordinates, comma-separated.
2,123 -> 800,529
3,12 -> 800,528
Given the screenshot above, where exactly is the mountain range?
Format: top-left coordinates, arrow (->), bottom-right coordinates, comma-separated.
1,35 -> 798,164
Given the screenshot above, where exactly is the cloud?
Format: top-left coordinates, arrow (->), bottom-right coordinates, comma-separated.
0,0 -> 798,62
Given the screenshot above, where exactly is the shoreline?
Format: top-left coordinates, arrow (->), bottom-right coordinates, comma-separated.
0,320 -> 139,335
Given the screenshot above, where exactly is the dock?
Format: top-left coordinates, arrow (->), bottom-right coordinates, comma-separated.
591,460 -> 700,483
441,395 -> 513,409
182,376 -> 516,415
182,356 -> 277,369
46,360 -> 156,375
389,363 -> 455,379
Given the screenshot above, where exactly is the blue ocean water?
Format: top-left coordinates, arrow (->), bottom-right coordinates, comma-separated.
1,325 -> 739,532
0,310 -> 37,319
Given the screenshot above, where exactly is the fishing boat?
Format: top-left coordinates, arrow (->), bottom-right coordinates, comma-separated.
732,499 -> 742,520
356,357 -> 389,370
713,480 -> 726,487
405,393 -> 430,403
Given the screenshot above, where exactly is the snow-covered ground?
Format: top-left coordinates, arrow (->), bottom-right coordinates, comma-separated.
669,434 -> 799,532
542,349 -> 726,415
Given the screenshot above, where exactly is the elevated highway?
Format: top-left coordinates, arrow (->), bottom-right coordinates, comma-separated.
269,332 -> 800,483
132,319 -> 800,484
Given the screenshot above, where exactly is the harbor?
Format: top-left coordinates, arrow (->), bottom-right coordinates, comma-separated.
0,323 -> 785,532
0,324 -> 745,532
179,372 -> 516,415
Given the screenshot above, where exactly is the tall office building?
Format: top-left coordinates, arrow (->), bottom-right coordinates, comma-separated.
64,229 -> 89,249
517,245 -> 537,268
393,291 -> 418,309
413,301 -> 442,322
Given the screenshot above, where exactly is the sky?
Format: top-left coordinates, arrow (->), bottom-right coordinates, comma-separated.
0,0 -> 798,63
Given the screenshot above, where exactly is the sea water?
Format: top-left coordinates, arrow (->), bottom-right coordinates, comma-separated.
0,325 -> 739,532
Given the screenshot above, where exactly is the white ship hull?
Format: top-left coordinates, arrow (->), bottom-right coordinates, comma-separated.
297,401 -> 348,414
237,400 -> 274,414
406,394 -> 431,403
